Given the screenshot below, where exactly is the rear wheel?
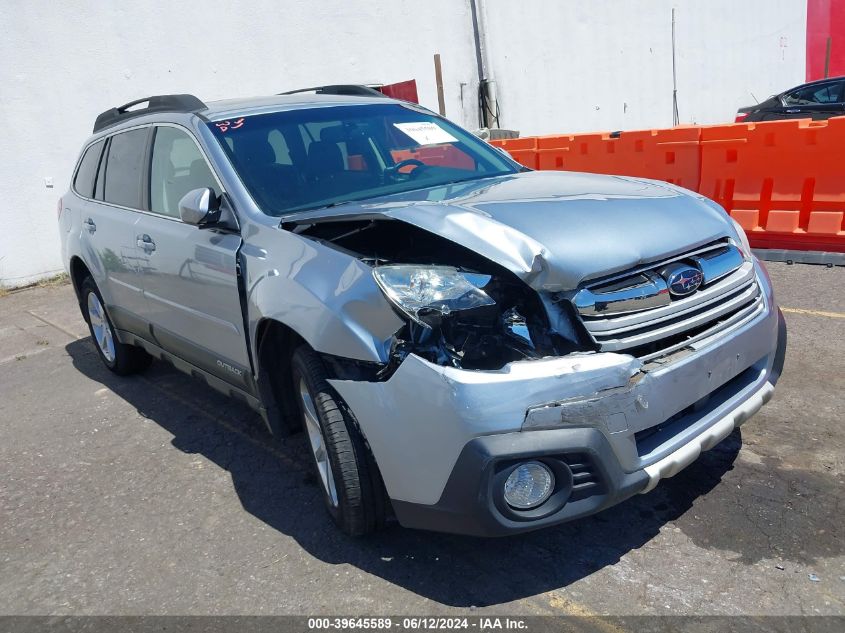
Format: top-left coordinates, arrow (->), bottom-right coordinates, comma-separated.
291,345 -> 387,536
81,276 -> 151,375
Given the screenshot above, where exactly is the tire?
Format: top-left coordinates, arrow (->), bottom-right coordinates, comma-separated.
291,345 -> 387,536
80,276 -> 151,375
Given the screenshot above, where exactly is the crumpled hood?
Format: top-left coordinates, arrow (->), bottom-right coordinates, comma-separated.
284,171 -> 734,291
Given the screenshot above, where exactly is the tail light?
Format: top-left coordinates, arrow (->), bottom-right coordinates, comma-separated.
56,197 -> 63,219
734,112 -> 749,123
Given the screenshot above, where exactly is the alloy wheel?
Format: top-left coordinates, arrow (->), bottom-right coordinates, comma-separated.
87,291 -> 116,363
299,377 -> 339,507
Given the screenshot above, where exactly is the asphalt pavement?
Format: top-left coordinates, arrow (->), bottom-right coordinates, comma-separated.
0,262 -> 843,618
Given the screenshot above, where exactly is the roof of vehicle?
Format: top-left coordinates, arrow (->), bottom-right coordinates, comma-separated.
201,93 -> 399,121
92,92 -> 410,135
739,75 -> 845,110
778,75 -> 845,95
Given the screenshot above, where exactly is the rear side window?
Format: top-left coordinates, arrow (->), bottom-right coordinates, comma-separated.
149,126 -> 218,218
784,82 -> 844,105
103,128 -> 148,208
73,140 -> 105,198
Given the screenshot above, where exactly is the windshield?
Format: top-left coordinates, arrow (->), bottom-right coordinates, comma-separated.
207,103 -> 519,216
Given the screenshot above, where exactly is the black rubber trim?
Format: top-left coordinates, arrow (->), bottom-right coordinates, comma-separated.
150,324 -> 256,394
119,329 -> 263,414
108,305 -> 151,340
391,428 -> 649,537
770,308 -> 787,385
753,248 -> 845,267
95,137 -> 111,201
140,126 -> 155,212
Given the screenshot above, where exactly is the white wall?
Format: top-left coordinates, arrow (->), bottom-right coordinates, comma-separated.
0,0 -> 808,286
0,0 -> 479,287
481,0 -> 807,135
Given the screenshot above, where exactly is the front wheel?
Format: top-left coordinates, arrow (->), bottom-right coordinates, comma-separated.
291,345 -> 387,536
81,276 -> 151,375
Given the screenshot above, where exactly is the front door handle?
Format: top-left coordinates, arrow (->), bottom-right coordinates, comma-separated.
136,234 -> 156,252
785,108 -> 801,113
83,217 -> 96,233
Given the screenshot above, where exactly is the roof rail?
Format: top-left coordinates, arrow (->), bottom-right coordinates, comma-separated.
279,84 -> 387,98
93,94 -> 207,133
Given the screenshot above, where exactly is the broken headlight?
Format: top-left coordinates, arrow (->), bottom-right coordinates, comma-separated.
372,265 -> 494,326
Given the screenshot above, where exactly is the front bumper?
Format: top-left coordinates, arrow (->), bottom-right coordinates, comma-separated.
389,375 -> 777,536
329,266 -> 786,536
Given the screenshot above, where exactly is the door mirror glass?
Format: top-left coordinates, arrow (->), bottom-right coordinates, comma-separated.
178,187 -> 215,225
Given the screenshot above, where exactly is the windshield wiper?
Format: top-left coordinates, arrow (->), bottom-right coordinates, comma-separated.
321,200 -> 357,209
433,171 -> 513,188
281,199 -> 362,216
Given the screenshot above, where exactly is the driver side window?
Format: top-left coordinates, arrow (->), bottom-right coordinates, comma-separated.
150,126 -> 218,218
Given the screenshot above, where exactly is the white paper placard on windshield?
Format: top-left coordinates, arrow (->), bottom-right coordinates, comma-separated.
393,122 -> 458,145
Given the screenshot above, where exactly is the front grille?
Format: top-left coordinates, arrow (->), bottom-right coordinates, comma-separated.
573,242 -> 763,361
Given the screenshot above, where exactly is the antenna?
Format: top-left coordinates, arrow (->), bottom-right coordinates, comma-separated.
671,8 -> 680,126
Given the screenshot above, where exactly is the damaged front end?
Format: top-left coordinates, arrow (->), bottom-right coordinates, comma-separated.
279,206 -> 783,537
272,173 -> 784,536
288,218 -> 592,373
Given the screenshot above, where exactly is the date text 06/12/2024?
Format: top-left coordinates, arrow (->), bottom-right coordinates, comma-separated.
307,617 -> 528,630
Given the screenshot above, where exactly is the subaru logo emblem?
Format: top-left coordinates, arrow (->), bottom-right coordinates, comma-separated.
661,263 -> 704,297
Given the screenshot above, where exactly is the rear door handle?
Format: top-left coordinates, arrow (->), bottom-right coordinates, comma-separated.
136,234 -> 156,252
785,109 -> 801,113
83,217 -> 96,233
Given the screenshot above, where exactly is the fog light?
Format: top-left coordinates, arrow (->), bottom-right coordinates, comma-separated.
503,461 -> 554,509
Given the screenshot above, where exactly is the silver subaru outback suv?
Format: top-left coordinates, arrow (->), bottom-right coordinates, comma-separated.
59,93 -> 786,536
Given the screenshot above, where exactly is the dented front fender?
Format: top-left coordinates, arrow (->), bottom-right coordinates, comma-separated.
243,226 -> 403,364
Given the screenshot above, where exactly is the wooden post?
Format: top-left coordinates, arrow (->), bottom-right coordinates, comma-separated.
434,53 -> 446,116
825,37 -> 832,78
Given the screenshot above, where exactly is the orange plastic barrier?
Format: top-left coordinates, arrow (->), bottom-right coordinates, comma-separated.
698,118 -> 845,253
496,127 -> 700,190
492,118 -> 845,254
497,136 -> 540,170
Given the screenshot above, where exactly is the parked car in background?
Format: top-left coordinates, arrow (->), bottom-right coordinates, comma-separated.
736,76 -> 845,122
60,92 -> 786,537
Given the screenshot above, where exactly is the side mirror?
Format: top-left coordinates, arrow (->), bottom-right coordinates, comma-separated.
178,188 -> 216,226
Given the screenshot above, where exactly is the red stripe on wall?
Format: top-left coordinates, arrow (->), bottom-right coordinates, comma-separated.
807,0 -> 845,80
